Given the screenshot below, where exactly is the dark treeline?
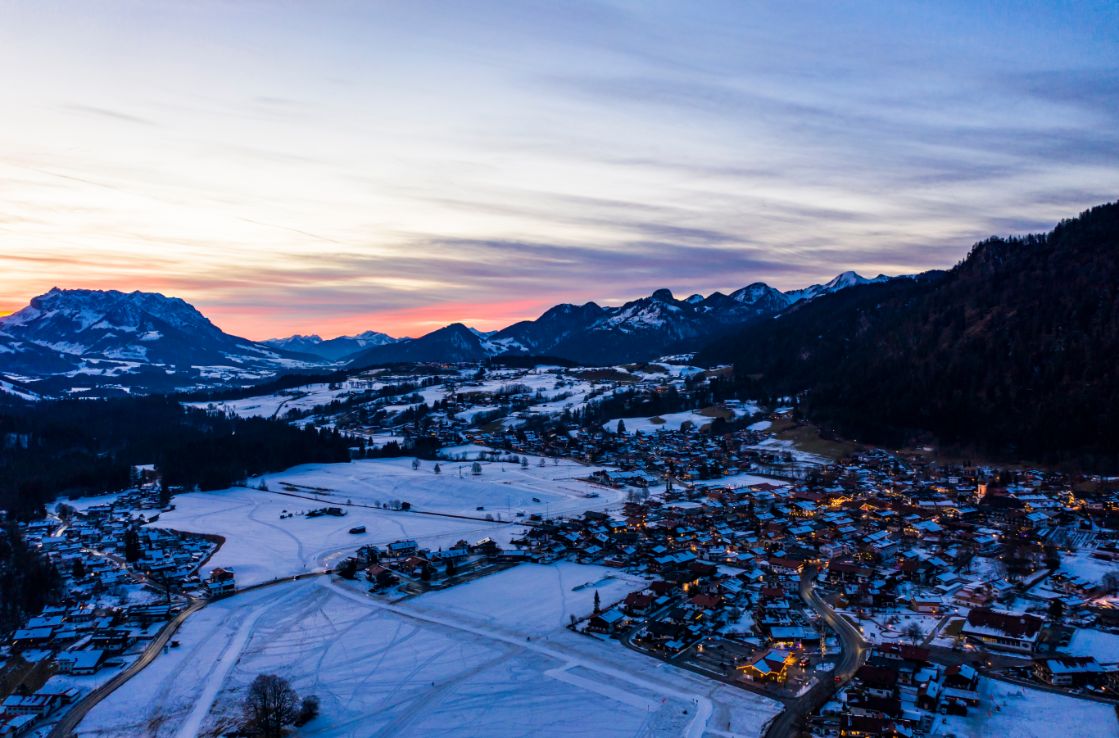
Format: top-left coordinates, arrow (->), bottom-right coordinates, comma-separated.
0,395 -> 352,519
700,201 -> 1119,471
0,522 -> 63,632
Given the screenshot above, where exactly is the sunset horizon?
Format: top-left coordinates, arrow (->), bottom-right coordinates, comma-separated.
4,2 -> 1115,340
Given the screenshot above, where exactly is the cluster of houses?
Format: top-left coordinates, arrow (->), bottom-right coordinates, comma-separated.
813,644 -> 985,736
475,420 -> 800,487
335,536 -> 507,594
496,443 -> 1119,709
0,483 -> 219,735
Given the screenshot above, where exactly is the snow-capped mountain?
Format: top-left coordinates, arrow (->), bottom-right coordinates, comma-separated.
3,272 -> 893,391
0,288 -> 325,395
784,271 -> 890,304
350,272 -> 893,367
264,330 -> 398,361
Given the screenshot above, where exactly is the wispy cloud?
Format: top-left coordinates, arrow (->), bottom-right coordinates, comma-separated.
0,1 -> 1115,338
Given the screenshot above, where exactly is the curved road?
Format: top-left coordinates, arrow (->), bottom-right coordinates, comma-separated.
763,565 -> 868,738
800,566 -> 867,682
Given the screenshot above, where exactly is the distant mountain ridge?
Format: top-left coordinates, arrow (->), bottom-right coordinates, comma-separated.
348,271 -> 889,367
264,330 -> 398,361
0,271 -> 890,393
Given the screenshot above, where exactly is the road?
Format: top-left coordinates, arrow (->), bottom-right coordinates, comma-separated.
762,565 -> 868,738
48,571 -> 327,738
799,566 -> 867,682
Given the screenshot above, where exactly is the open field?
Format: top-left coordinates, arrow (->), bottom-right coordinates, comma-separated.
150,457 -> 626,586
78,564 -> 782,738
934,677 -> 1118,737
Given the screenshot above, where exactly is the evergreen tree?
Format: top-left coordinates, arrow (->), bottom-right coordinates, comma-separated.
123,527 -> 142,563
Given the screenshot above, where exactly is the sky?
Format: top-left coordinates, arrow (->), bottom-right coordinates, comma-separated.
1,1 -> 1116,340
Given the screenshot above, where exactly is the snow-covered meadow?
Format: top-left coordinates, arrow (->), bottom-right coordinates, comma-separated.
151,457 -> 624,586
934,677 -> 1118,737
79,564 -> 783,738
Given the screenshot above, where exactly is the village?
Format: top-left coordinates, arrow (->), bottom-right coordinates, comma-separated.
2,361 -> 1119,736
0,471 -> 238,737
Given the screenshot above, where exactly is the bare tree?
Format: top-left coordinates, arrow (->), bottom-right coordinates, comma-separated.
901,622 -> 923,644
244,673 -> 299,738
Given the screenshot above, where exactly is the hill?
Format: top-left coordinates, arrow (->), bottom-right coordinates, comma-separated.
698,202 -> 1119,469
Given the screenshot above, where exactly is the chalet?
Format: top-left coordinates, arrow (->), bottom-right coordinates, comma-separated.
738,648 -> 794,683
624,591 -> 656,617
56,649 -> 106,675
587,608 -> 626,634
768,625 -> 820,648
10,628 -> 53,650
827,560 -> 873,584
365,564 -> 396,589
961,608 -> 1043,654
89,628 -> 132,653
766,556 -> 804,576
386,540 -> 419,558
1034,656 -> 1103,688
1,691 -> 64,717
207,568 -> 236,596
0,713 -> 35,737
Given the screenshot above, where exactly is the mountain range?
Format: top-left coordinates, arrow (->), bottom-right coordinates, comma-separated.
0,272 -> 884,395
263,331 -> 399,361
345,271 -> 889,367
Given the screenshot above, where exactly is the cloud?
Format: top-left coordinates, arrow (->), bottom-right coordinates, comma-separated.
60,103 -> 161,127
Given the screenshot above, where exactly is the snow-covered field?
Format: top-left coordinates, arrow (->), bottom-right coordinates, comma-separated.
152,458 -> 625,586
80,564 -> 782,738
250,455 -> 622,518
934,677 -> 1118,737
188,382 -> 376,419
604,410 -> 721,435
1063,627 -> 1119,659
1058,550 -> 1117,585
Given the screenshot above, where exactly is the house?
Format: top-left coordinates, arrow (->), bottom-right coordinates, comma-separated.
961,608 -> 1043,653
0,713 -> 35,737
587,608 -> 626,634
738,648 -> 794,683
1034,656 -> 1103,688
386,540 -> 419,558
624,591 -> 656,617
10,628 -> 53,650
365,564 -> 396,589
207,568 -> 236,596
56,649 -> 106,675
1,691 -> 64,717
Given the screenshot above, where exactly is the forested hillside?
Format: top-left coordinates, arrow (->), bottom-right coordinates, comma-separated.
0,396 -> 352,519
700,202 -> 1119,470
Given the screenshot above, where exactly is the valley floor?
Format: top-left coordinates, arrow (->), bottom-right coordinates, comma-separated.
78,564 -> 782,738
155,455 -> 624,587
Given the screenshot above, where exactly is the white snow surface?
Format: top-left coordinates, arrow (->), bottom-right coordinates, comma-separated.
152,458 -> 624,586
80,565 -> 781,738
934,677 -> 1118,737
605,410 -> 719,434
